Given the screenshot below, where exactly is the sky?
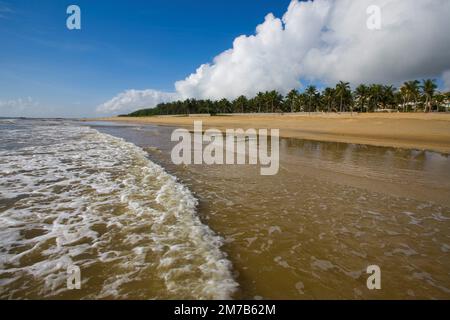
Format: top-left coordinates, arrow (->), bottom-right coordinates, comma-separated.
1,0 -> 450,118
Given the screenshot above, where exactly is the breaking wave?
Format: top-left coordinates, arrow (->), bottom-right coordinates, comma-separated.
0,121 -> 237,299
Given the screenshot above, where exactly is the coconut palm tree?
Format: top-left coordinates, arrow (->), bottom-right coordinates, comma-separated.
285,89 -> 299,113
335,81 -> 351,112
405,80 -> 420,111
444,92 -> 450,111
368,84 -> 383,112
217,98 -> 231,113
322,87 -> 335,113
421,79 -> 437,112
355,84 -> 369,112
264,90 -> 283,113
305,85 -> 318,114
434,93 -> 445,112
254,92 -> 265,113
381,85 -> 396,110
297,92 -> 307,112
399,84 -> 409,112
233,95 -> 248,113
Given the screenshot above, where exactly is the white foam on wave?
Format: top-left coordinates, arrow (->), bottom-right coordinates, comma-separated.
0,122 -> 238,299
0,119 -> 17,124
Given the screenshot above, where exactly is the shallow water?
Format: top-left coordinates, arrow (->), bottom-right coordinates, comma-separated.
92,121 -> 450,300
1,119 -> 449,299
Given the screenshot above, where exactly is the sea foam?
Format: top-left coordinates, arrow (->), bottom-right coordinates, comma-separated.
0,121 -> 237,299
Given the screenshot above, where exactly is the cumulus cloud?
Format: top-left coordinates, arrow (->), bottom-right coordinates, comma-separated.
96,89 -> 179,114
176,0 -> 450,100
100,0 -> 450,113
0,97 -> 38,116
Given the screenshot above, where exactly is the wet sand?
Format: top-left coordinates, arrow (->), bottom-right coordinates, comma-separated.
94,113 -> 450,154
88,122 -> 450,299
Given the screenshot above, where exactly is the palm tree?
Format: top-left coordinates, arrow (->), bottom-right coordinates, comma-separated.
443,92 -> 450,111
335,81 -> 350,112
368,84 -> 383,112
298,93 -> 308,112
444,92 -> 450,111
274,91 -> 284,112
218,98 -> 231,113
381,85 -> 396,110
233,95 -> 248,113
305,85 -> 317,114
255,92 -> 265,113
264,90 -> 283,113
399,84 -> 409,112
421,79 -> 437,112
435,93 -> 445,112
405,80 -> 420,111
355,84 -> 369,112
322,87 -> 335,113
286,89 -> 299,113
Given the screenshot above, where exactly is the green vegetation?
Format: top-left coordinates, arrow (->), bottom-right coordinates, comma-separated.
121,79 -> 450,117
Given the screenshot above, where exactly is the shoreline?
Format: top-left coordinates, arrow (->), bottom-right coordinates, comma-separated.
88,113 -> 450,154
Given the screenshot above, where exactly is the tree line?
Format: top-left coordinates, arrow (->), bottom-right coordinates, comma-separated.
122,79 -> 450,117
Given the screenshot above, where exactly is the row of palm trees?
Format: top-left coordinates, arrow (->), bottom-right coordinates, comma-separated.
124,79 -> 449,117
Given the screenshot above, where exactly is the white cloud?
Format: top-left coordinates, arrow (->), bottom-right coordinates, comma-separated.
96,89 -> 179,114
175,0 -> 450,99
0,97 -> 38,116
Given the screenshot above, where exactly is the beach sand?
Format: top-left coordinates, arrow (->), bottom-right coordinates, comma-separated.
93,113 -> 450,154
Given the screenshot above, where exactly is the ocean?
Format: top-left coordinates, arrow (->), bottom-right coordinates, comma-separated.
0,119 -> 237,299
1,118 -> 449,299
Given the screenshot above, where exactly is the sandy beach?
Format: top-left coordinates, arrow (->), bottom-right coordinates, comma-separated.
94,113 -> 450,154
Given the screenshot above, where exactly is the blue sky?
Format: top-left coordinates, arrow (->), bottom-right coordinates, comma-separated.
0,0 -> 291,117
1,0 -> 449,117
